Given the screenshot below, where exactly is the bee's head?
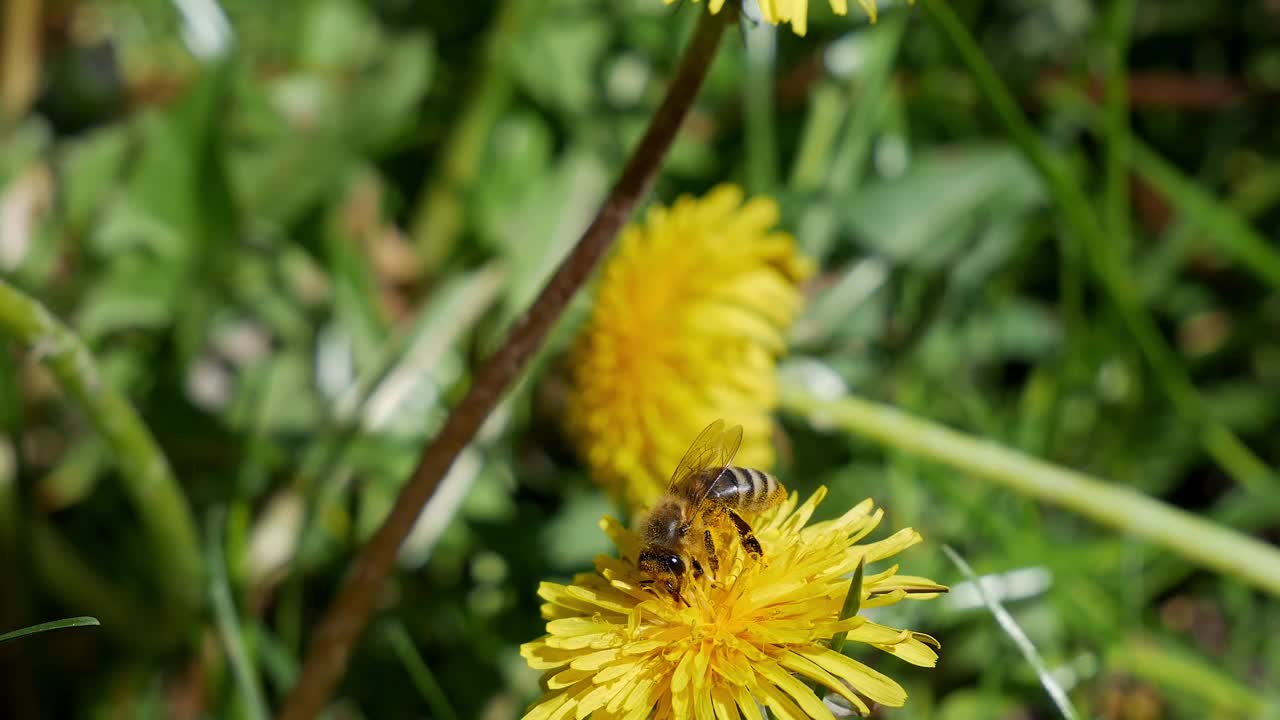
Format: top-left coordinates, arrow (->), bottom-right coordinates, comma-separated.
638,547 -> 688,605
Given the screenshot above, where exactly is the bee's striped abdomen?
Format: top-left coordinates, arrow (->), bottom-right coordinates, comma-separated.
707,466 -> 784,511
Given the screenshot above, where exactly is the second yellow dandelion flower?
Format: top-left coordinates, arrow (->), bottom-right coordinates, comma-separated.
563,185 -> 812,511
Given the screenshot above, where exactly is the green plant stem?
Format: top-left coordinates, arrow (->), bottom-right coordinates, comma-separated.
0,280 -> 203,617
408,0 -> 539,271
1134,488 -> 1276,601
279,10 -> 732,719
780,387 -> 1280,597
920,0 -> 1274,498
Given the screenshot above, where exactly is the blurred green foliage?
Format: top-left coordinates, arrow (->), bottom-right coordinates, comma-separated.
2,0 -> 1280,718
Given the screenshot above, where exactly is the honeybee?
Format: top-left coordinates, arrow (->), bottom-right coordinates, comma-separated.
637,419 -> 785,604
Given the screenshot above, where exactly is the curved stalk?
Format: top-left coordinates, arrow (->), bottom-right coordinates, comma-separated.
782,387 -> 1280,597
0,280 -> 203,616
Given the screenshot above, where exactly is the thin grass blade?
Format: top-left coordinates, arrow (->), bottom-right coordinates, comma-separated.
942,546 -> 1078,720
0,616 -> 99,645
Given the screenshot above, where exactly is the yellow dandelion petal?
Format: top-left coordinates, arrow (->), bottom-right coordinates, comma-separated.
564,185 -> 811,511
856,527 -> 924,563
759,682 -> 822,720
523,643 -> 582,670
548,667 -> 593,690
780,650 -> 872,715
520,489 -> 945,719
732,684 -> 766,720
791,0 -> 810,36
874,633 -> 941,668
756,662 -> 836,719
710,685 -> 738,719
794,647 -> 907,707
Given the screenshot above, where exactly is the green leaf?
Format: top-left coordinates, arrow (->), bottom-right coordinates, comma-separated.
491,148 -> 609,322
57,127 -> 130,230
298,0 -> 382,69
845,144 -> 1044,267
77,254 -> 185,339
348,34 -> 435,151
0,616 -> 100,645
511,14 -> 609,114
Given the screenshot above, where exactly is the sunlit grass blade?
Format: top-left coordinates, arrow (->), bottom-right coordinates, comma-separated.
0,616 -> 99,645
942,546 -> 1079,720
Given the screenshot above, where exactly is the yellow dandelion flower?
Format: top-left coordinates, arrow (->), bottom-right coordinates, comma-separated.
520,487 -> 946,719
564,185 -> 812,511
673,0 -> 883,37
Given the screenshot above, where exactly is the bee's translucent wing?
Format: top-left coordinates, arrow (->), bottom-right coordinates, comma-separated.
664,420 -> 746,519
685,423 -> 743,517
665,419 -> 727,495
715,424 -> 743,469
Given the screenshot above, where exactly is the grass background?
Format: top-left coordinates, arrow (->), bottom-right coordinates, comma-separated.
2,0 -> 1280,717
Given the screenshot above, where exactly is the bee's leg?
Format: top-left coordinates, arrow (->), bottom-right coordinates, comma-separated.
691,558 -> 705,579
725,509 -> 765,559
703,529 -> 721,577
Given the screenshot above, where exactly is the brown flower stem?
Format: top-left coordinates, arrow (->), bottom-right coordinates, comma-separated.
278,10 -> 732,719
